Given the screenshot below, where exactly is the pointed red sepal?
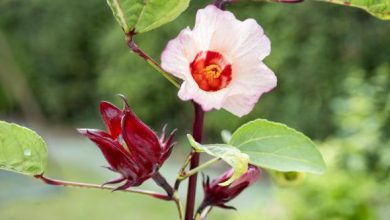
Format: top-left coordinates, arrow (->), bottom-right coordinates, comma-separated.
121,105 -> 161,163
160,128 -> 177,163
77,129 -> 139,181
200,165 -> 261,210
100,101 -> 123,139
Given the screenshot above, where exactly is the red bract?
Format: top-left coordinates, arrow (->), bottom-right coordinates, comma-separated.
200,165 -> 261,210
78,96 -> 176,190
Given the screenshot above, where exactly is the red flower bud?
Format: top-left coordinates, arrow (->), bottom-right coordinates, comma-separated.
200,165 -> 261,210
78,96 -> 176,190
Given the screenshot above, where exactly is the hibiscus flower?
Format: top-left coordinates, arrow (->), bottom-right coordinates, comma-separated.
161,5 -> 277,117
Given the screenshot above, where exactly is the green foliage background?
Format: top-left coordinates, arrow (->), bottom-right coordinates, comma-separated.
0,0 -> 390,219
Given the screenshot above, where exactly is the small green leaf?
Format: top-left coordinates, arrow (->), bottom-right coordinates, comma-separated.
187,134 -> 249,186
230,119 -> 326,174
0,121 -> 48,176
318,0 -> 390,20
106,0 -> 190,34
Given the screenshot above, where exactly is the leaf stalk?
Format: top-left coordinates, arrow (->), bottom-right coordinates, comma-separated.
125,33 -> 180,88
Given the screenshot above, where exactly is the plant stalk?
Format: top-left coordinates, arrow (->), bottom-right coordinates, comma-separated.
152,172 -> 185,220
125,33 -> 180,88
178,157 -> 220,181
213,0 -> 230,9
152,171 -> 174,197
185,102 -> 205,220
35,174 -> 171,201
173,192 -> 184,220
175,153 -> 193,190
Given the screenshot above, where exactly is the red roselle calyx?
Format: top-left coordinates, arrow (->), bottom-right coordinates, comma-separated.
199,165 -> 261,211
78,95 -> 176,190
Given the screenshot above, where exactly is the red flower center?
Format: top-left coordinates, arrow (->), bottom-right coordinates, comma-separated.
190,51 -> 232,92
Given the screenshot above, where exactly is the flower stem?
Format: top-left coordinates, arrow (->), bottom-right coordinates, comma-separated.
34,174 -> 171,201
247,0 -> 303,3
185,102 -> 205,220
153,172 -> 174,197
174,153 -> 193,190
213,0 -> 233,9
152,172 -> 184,219
177,157 -> 220,181
125,33 -> 180,88
173,192 -> 184,220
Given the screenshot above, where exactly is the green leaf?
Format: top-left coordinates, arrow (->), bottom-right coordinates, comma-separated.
187,134 -> 249,186
106,0 -> 190,34
318,0 -> 390,20
229,119 -> 326,174
0,121 -> 48,176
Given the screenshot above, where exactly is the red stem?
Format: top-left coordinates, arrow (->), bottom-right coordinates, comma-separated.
34,174 -> 171,201
185,102 -> 205,220
126,33 -> 156,64
213,0 -> 228,9
152,172 -> 174,198
125,33 -> 180,88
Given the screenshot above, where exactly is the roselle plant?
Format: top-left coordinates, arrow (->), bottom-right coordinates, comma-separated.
1,0 -> 389,219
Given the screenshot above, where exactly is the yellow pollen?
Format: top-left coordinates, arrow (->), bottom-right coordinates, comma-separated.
203,64 -> 222,79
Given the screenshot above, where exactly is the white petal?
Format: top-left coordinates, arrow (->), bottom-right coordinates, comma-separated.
230,55 -> 277,95
229,18 -> 271,61
193,6 -> 271,62
222,94 -> 259,117
192,5 -> 270,62
161,27 -> 199,79
223,60 -> 277,117
192,5 -> 238,52
193,89 -> 230,111
178,80 -> 199,101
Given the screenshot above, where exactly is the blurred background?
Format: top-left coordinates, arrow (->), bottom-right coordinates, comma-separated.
1,0 -> 390,219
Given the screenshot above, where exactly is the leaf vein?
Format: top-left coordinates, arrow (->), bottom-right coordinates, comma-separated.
236,135 -> 284,147
243,150 -> 322,169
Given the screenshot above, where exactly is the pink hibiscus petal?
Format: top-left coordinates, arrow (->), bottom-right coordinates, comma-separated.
161,5 -> 277,117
